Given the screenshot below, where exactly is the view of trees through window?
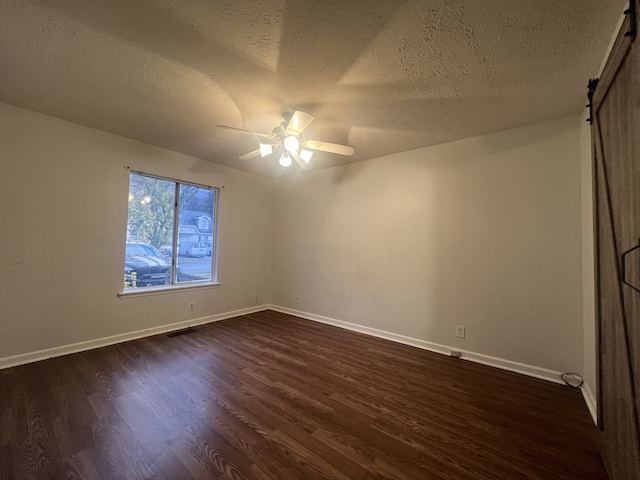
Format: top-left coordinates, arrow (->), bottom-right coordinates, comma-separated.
125,172 -> 217,289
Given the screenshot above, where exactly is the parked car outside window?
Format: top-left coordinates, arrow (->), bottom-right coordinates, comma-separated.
125,243 -> 171,287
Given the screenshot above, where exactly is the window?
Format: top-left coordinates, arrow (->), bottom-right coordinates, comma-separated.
124,172 -> 218,290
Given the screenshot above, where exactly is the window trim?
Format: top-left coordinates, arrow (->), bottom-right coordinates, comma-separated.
123,171 -> 220,292
131,171 -> 221,191
118,281 -> 221,298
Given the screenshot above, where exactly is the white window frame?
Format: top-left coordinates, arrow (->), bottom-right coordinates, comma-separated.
120,171 -> 220,296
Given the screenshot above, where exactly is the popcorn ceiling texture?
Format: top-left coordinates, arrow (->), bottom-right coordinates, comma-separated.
0,0 -> 625,177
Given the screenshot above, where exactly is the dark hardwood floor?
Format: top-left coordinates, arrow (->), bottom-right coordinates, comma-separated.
0,310 -> 606,479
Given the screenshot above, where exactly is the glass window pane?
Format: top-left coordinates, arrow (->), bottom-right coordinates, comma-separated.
124,174 -> 175,289
123,172 -> 217,291
177,185 -> 215,283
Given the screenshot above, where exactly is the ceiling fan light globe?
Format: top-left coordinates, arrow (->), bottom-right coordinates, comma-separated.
259,143 -> 273,157
299,149 -> 313,163
283,135 -> 300,153
279,153 -> 292,167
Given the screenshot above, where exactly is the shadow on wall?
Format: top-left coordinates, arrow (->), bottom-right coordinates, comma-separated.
473,115 -> 579,156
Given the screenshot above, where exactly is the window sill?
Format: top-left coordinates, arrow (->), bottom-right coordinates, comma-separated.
118,282 -> 220,299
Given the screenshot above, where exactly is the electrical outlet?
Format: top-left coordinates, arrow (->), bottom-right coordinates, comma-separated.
188,301 -> 195,312
456,325 -> 465,338
295,295 -> 299,304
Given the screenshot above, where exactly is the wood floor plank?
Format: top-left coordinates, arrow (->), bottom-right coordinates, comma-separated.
0,310 -> 607,479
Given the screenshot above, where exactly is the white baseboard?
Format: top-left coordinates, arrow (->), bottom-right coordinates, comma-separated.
581,381 -> 598,425
0,305 -> 269,370
269,305 -> 565,385
2,304 -> 584,398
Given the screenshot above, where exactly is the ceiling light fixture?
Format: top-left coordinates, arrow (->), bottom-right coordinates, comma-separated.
283,135 -> 300,153
259,143 -> 273,157
279,152 -> 292,167
218,110 -> 355,170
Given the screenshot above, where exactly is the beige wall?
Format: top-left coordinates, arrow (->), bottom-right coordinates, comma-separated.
0,103 -> 589,379
272,116 -> 584,373
0,103 -> 273,359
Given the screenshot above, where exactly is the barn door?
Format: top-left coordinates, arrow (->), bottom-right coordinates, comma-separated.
591,2 -> 640,478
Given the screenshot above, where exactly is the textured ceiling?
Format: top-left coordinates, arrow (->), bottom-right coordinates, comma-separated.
0,0 -> 625,177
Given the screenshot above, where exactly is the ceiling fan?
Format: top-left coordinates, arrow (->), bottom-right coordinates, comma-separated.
216,111 -> 354,170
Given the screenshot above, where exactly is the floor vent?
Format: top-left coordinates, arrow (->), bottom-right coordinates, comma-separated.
167,327 -> 197,337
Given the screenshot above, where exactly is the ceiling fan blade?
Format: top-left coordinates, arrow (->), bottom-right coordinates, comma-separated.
304,140 -> 355,156
291,151 -> 314,171
285,111 -> 315,136
238,149 -> 261,161
216,125 -> 274,139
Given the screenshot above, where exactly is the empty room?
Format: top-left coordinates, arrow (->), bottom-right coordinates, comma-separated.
1,0 -> 639,479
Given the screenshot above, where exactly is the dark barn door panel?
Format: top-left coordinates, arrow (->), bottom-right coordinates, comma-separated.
591,1 -> 640,478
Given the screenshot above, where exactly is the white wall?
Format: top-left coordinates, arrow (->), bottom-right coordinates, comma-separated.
272,116 -> 584,374
0,103 -> 589,379
0,103 -> 273,360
